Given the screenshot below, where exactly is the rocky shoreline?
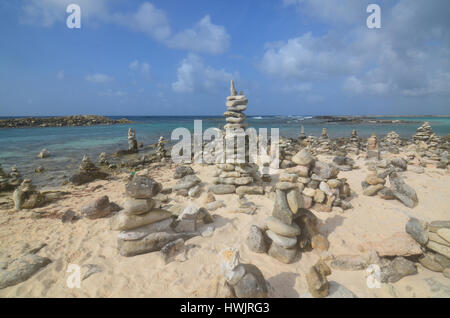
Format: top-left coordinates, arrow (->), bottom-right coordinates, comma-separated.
314,116 -> 418,124
0,115 -> 133,129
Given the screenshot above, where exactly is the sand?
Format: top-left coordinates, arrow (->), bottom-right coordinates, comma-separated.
0,154 -> 449,298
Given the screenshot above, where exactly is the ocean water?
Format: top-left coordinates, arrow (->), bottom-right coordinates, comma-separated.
0,115 -> 449,187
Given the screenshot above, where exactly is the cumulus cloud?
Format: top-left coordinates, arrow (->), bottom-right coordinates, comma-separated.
262,0 -> 450,98
172,54 -> 234,93
85,73 -> 114,83
166,15 -> 230,55
129,60 -> 151,75
20,1 -> 230,54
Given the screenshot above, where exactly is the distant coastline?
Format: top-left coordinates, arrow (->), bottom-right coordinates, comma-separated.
0,115 -> 134,129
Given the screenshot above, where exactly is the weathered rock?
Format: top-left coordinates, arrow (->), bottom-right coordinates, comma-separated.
160,238 -> 185,263
206,200 -> 225,211
123,198 -> 155,215
306,260 -> 332,298
117,218 -> 174,241
173,166 -> 195,179
110,209 -> 172,231
426,241 -> 450,258
377,187 -> 396,200
0,254 -> 51,289
312,161 -> 338,179
405,217 -> 428,246
37,149 -> 50,159
125,176 -> 162,199
429,220 -> 450,233
233,264 -> 268,298
236,186 -> 264,196
363,184 -> 384,196
418,251 -> 450,272
389,172 -> 418,208
311,234 -> 329,252
246,225 -> 268,253
272,190 -> 295,224
429,232 -> 450,247
390,158 -> 408,171
292,149 -> 314,166
61,209 -> 77,223
286,188 -> 303,214
266,216 -> 301,237
173,175 -> 201,191
81,195 -> 111,219
301,281 -> 357,298
210,184 -> 236,195
380,257 -> 417,283
117,232 -> 194,257
268,242 -> 297,264
373,232 -> 422,257
437,228 -> 450,243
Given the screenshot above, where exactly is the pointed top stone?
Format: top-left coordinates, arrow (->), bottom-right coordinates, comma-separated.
230,80 -> 237,96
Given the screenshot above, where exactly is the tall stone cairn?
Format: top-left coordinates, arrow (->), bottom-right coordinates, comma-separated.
209,80 -> 261,196
413,122 -> 434,144
128,128 -> 138,153
366,134 -> 380,160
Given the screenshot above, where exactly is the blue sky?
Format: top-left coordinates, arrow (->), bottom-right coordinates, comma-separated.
0,0 -> 449,116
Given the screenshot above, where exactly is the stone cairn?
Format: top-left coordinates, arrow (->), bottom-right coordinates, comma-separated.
0,164 -> 23,192
172,165 -> 202,198
365,134 -> 380,160
345,130 -> 360,154
412,122 -> 447,168
298,125 -> 306,140
69,155 -> 108,186
381,131 -> 402,154
156,136 -> 168,160
406,218 -> 450,279
306,260 -> 332,298
316,128 -> 332,154
12,179 -> 46,211
362,158 -> 418,208
128,128 -> 138,153
220,248 -> 268,298
110,175 -> 205,257
209,80 -> 262,196
98,152 -> 109,166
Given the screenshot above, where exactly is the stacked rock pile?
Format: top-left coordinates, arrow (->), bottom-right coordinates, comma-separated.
69,155 -> 109,186
279,138 -> 298,169
172,165 -> 202,198
0,164 -> 23,192
220,248 -> 268,298
97,152 -> 109,166
412,122 -> 447,168
413,122 -> 434,144
362,160 -> 418,208
209,80 -> 262,196
128,128 -> 138,153
365,134 -> 380,160
110,175 -> 201,257
382,131 -> 402,153
298,125 -> 306,140
306,260 -> 332,298
12,179 -> 46,211
406,218 -> 450,279
332,155 -> 355,171
342,130 -> 361,154
316,128 -> 333,154
156,136 -> 168,160
288,148 -> 353,212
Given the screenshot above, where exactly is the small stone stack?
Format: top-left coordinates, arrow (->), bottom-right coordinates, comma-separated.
306,260 -> 332,298
12,179 -> 46,211
97,152 -> 109,166
110,175 -> 195,257
69,155 -> 109,186
382,131 -> 402,154
366,134 -> 380,160
210,80 -> 261,196
173,166 -> 202,198
413,122 -> 434,144
220,248 -> 268,298
406,218 -> 450,279
9,166 -> 23,188
128,128 -> 138,153
298,125 -> 306,140
316,128 -> 332,154
156,136 -> 167,160
289,148 -> 353,212
345,130 -> 360,154
362,163 -> 418,208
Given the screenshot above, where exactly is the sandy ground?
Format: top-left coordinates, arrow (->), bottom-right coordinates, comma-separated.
0,154 -> 449,298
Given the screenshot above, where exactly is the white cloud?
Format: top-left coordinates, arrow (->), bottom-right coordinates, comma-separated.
85,73 -> 114,83
263,0 -> 450,98
98,89 -> 127,97
172,54 -> 234,93
112,2 -> 171,41
20,1 -> 230,54
166,15 -> 230,55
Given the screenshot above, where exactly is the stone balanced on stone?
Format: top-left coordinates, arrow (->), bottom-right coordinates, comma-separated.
69,155 -> 109,186
0,164 -> 22,192
110,175 -> 200,257
128,128 -> 138,153
209,80 -> 262,196
12,179 -> 46,211
220,247 -> 268,298
366,134 -> 380,160
156,136 -> 167,160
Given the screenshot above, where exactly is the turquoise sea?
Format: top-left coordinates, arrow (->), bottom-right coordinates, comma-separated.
0,116 -> 449,187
